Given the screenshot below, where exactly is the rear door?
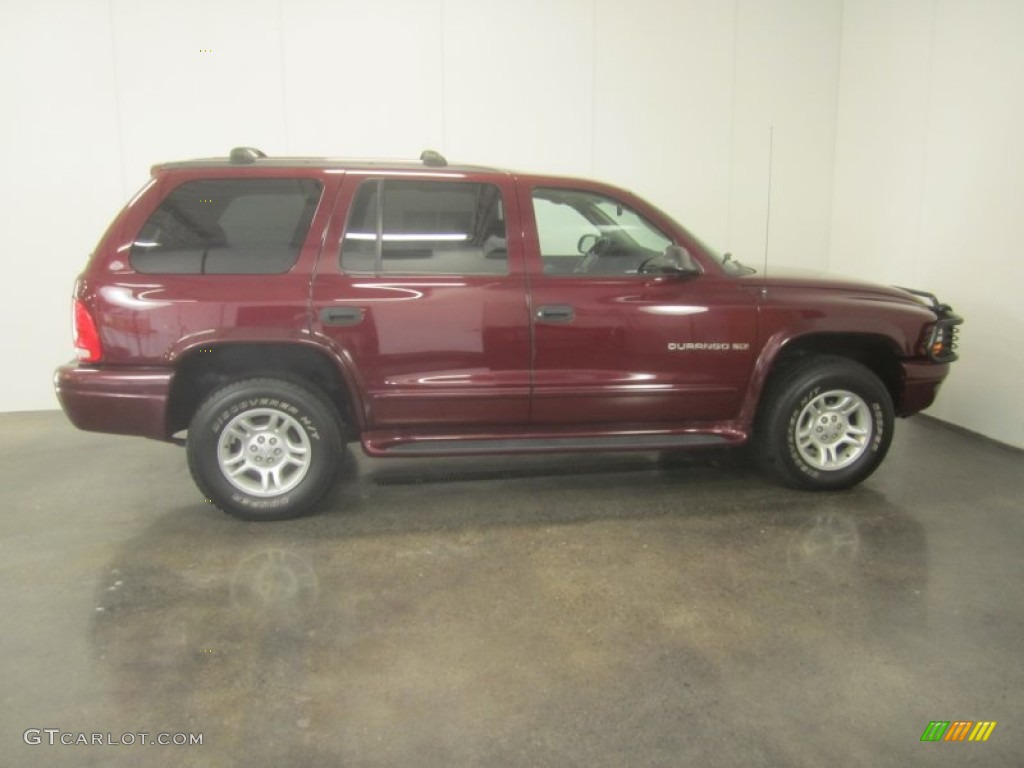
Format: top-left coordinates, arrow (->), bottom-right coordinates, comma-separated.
520,181 -> 757,428
311,171 -> 530,432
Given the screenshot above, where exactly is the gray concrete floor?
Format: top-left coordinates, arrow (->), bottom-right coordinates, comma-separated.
1,412 -> 1022,767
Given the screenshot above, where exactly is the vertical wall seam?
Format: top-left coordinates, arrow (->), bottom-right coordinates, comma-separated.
107,0 -> 128,199
590,0 -> 598,175
440,0 -> 447,152
824,0 -> 846,273
726,0 -> 739,252
279,0 -> 289,152
913,0 -> 939,285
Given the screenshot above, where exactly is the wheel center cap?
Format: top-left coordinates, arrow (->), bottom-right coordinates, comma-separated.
247,433 -> 285,466
817,414 -> 846,443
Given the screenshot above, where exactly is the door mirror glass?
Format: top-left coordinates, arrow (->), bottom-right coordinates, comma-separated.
638,245 -> 701,277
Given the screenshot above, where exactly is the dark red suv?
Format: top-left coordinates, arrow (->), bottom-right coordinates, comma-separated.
55,147 -> 962,520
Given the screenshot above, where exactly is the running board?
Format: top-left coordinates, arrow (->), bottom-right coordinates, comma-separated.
364,432 -> 738,457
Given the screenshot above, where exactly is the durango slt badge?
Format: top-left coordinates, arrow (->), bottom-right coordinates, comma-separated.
668,342 -> 751,351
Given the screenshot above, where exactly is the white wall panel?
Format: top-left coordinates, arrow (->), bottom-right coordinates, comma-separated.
0,1 -> 123,411
831,0 -> 1024,447
442,0 -> 594,174
280,0 -> 445,157
730,0 -> 843,272
917,0 -> 1024,446
592,0 -> 734,249
829,0 -> 934,285
109,0 -> 288,187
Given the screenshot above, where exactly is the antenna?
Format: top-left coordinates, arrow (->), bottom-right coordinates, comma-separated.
762,125 -> 774,290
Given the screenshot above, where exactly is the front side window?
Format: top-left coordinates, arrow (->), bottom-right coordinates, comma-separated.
131,178 -> 322,274
532,188 -> 672,276
340,180 -> 507,275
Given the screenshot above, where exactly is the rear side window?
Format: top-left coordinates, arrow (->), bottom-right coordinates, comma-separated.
131,178 -> 322,274
340,179 -> 507,275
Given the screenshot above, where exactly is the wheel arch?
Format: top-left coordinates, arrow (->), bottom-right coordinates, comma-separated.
166,341 -> 363,438
743,332 -> 904,429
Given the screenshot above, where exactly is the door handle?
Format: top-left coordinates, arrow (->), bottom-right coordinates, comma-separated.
320,307 -> 365,326
536,304 -> 575,323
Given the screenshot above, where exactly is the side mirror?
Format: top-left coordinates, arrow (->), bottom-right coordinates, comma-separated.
639,246 -> 702,277
665,245 -> 700,274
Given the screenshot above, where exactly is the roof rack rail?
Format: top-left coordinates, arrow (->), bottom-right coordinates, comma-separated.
420,149 -> 447,168
229,147 -> 267,165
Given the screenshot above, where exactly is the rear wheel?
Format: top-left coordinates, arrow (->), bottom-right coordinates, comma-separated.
756,357 -> 894,490
187,378 -> 343,521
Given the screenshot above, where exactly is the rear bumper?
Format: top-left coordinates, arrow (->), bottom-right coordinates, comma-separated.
54,363 -> 173,440
898,360 -> 950,416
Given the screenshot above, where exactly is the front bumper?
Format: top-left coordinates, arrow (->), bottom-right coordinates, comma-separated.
54,363 -> 173,440
898,360 -> 950,416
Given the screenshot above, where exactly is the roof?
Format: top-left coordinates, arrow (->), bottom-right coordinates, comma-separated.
153,147 -> 508,175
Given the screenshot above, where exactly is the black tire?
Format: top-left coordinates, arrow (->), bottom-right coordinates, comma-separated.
756,356 -> 894,490
187,378 -> 343,521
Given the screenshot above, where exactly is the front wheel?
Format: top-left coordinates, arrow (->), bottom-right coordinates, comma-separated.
756,357 -> 894,490
187,378 -> 343,520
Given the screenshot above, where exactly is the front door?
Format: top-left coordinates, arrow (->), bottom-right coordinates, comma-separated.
522,184 -> 757,428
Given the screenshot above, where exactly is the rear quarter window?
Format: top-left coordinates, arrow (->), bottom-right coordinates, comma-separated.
131,178 -> 322,274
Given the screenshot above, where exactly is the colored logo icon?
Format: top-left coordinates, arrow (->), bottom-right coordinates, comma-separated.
921,721 -> 997,742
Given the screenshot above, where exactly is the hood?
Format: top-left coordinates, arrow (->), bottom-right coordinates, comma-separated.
735,267 -> 934,310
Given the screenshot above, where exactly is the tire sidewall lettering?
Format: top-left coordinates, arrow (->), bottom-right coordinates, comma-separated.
231,491 -> 291,509
210,400 -> 309,436
869,401 -> 885,453
786,385 -> 822,478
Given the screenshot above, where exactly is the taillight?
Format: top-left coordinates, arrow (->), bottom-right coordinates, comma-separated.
73,298 -> 103,362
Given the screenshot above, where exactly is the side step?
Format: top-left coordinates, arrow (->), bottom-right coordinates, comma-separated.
364,432 -> 740,457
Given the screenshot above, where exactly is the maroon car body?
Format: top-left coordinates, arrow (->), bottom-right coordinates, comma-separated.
55,149 -> 961,520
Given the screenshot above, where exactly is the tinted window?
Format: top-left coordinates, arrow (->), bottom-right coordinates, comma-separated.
340,180 -> 507,275
131,178 -> 322,274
